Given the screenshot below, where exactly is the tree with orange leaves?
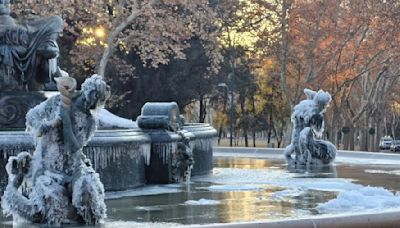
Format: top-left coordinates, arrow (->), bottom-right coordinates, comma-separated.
11,0 -> 220,78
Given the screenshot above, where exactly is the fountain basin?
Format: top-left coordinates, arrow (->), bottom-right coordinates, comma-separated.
0,123 -> 217,194
144,123 -> 216,184
1,147 -> 400,227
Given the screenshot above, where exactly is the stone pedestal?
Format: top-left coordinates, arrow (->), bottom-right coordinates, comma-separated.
0,92 -> 46,129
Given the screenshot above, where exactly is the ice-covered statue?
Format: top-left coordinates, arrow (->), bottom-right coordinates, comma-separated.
284,88 -> 336,167
1,74 -> 110,225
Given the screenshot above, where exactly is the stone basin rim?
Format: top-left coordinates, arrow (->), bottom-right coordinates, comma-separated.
190,209 -> 400,228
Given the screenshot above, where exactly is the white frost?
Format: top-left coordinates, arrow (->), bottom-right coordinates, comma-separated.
184,199 -> 221,205
99,108 -> 137,129
364,169 -> 400,176
317,186 -> 400,213
106,185 -> 182,200
207,185 -> 262,192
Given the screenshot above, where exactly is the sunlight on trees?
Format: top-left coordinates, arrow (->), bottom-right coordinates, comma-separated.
9,0 -> 400,150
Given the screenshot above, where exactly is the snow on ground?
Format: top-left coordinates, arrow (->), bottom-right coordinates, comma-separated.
99,108 -> 137,129
184,199 -> 221,205
317,186 -> 400,213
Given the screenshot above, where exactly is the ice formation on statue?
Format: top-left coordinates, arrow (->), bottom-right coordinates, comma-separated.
1,74 -> 110,225
98,108 -> 137,129
284,88 -> 336,167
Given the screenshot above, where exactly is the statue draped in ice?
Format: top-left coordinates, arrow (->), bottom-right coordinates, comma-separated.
284,89 -> 336,167
1,74 -> 110,225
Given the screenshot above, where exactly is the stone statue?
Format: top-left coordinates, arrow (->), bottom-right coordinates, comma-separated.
0,0 -> 63,91
171,132 -> 194,183
284,88 -> 336,167
0,0 -> 64,129
1,74 -> 110,225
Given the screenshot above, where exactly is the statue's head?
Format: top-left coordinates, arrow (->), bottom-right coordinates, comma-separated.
81,74 -> 111,110
0,0 -> 10,15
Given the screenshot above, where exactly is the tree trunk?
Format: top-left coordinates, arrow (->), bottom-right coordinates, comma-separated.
239,98 -> 248,147
199,95 -> 207,123
217,125 -> 223,145
374,118 -> 381,152
280,0 -> 293,110
98,7 -> 142,76
251,95 -> 256,147
343,118 -> 351,150
349,126 -> 355,150
360,116 -> 369,151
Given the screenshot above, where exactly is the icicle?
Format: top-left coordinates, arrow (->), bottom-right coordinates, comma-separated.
185,164 -> 193,185
48,58 -> 57,81
141,144 -> 151,165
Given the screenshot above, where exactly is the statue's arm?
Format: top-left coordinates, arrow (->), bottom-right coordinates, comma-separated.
60,106 -> 81,152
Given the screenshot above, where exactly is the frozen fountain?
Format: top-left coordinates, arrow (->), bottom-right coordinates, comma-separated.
0,1 -> 217,225
2,75 -> 108,225
284,88 -> 337,168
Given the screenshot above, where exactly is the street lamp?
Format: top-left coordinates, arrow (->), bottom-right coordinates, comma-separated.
218,83 -> 234,147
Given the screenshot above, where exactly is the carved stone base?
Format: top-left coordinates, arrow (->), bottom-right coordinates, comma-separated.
0,92 -> 46,129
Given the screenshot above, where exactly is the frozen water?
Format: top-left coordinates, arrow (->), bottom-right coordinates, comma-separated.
285,88 -> 336,167
105,185 -> 182,200
194,167 -> 358,192
364,169 -> 400,176
2,154 -> 400,226
207,185 -> 263,192
317,186 -> 400,213
184,199 -> 220,205
99,108 -> 137,129
336,157 -> 400,165
96,221 -> 181,228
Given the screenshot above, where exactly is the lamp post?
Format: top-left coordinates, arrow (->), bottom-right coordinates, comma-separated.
218,83 -> 234,147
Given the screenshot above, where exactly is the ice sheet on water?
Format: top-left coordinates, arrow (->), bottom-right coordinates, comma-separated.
195,168 -> 358,192
272,188 -> 304,201
184,199 -> 221,205
135,206 -> 164,211
98,220 -> 182,228
364,169 -> 400,176
317,186 -> 400,213
105,185 -> 181,200
207,185 -> 263,192
335,156 -> 400,165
